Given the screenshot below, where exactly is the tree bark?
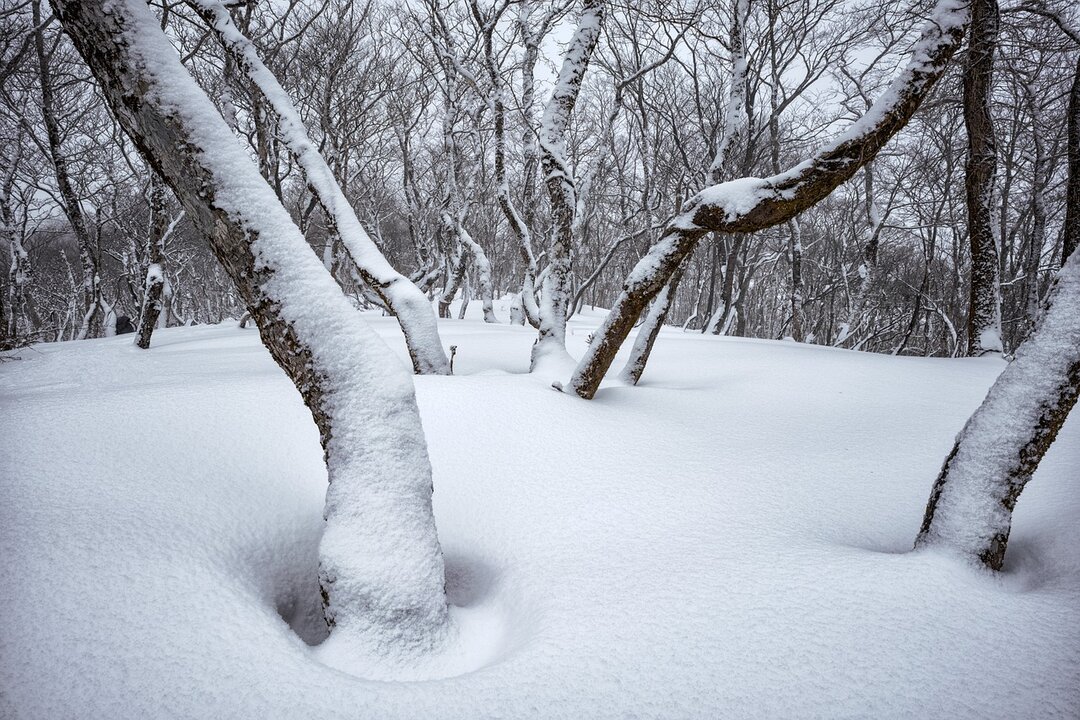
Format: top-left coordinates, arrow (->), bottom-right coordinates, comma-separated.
568,0 -> 970,399
191,0 -> 450,375
531,0 -> 605,369
620,258 -> 688,385
963,0 -> 1003,356
915,234 -> 1080,569
1064,55 -> 1080,263
135,176 -> 168,349
55,0 -> 451,654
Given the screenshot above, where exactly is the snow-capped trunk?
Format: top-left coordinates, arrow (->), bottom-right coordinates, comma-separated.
457,223 -> 498,324
963,0 -> 1003,356
191,0 -> 450,375
55,0 -> 450,654
620,259 -> 687,386
709,0 -> 750,184
568,0 -> 970,399
135,176 -> 171,349
915,238 -> 1080,569
2,143 -> 38,342
1065,55 -> 1080,263
33,0 -> 102,341
531,0 -> 605,370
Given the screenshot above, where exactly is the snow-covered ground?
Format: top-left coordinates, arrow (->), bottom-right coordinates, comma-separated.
2,302 -> 1078,718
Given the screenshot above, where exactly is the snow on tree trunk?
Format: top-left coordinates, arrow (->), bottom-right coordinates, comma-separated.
439,249 -> 468,319
709,0 -> 750,184
568,0 -> 970,399
963,0 -> 1003,356
915,239 -> 1080,570
620,259 -> 687,386
54,0 -> 451,655
2,141 -> 39,341
531,0 -> 605,371
475,0 -> 536,328
457,223 -> 498,323
191,0 -> 450,375
135,177 -> 172,350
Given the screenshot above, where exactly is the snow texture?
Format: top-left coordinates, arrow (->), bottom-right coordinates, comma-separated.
2,300 -> 1078,718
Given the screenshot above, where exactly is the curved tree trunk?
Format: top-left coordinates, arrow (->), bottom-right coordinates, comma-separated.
56,0 -> 451,655
568,0 -> 970,399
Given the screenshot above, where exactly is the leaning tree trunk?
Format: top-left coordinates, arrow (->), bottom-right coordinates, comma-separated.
568,0 -> 970,399
963,0 -> 1002,356
190,0 -> 450,375
915,232 -> 1080,570
55,0 -> 451,656
620,259 -> 688,385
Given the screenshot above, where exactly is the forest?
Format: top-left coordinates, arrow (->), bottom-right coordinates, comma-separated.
1,0 -> 1078,717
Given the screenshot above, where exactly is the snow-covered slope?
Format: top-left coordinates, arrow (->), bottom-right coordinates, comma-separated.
2,307 -> 1078,718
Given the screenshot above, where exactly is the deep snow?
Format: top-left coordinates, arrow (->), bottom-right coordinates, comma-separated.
1,302 -> 1078,718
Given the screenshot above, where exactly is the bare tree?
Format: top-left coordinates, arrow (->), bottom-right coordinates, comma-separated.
189,0 -> 451,374
568,0 -> 971,398
55,0 -> 452,655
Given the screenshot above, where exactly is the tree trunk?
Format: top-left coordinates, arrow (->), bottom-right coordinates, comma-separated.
56,0 -> 451,655
531,0 -> 605,369
191,1 -> 450,375
620,259 -> 688,385
135,176 -> 169,349
915,236 -> 1080,569
33,0 -> 103,340
963,0 -> 1003,356
1064,55 -> 1080,263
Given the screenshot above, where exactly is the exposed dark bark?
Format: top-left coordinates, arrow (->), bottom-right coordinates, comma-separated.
1065,55 -> 1080,263
568,0 -> 969,399
963,0 -> 1002,355
620,258 -> 688,386
135,176 -> 167,349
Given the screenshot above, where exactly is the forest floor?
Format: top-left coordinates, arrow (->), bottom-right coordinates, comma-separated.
2,299 -> 1078,719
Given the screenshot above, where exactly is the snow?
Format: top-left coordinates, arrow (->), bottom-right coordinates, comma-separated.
2,300 -> 1078,718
